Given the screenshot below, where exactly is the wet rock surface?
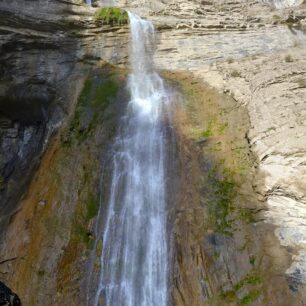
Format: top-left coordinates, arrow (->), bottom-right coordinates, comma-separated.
0,281 -> 20,306
120,0 -> 306,302
0,0 -> 306,305
0,67 -> 129,305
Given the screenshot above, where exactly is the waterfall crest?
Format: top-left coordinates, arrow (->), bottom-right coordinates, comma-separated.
94,12 -> 171,306
263,0 -> 303,8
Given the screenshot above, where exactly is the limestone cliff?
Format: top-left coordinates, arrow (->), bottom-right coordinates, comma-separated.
0,0 -> 128,230
0,0 -> 306,305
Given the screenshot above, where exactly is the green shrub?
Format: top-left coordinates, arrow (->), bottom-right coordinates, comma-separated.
94,7 -> 128,25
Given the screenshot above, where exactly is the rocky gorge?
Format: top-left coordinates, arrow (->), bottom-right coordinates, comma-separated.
0,0 -> 306,305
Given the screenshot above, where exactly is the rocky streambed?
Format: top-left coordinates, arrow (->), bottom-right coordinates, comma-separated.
0,0 -> 306,305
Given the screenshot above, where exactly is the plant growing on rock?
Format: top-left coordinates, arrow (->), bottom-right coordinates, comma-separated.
94,7 -> 128,25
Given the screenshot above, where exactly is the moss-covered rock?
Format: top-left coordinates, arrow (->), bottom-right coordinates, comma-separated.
94,7 -> 128,26
164,70 -> 292,306
61,73 -> 119,147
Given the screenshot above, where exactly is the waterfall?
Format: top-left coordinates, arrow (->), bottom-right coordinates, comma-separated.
94,12 -> 172,306
85,0 -> 92,5
262,0 -> 303,8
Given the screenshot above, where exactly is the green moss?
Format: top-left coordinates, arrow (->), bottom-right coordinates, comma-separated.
74,225 -> 94,249
202,119 -> 214,137
218,122 -> 228,134
61,75 -> 119,148
86,192 -> 99,221
220,289 -> 236,301
202,129 -> 213,138
240,290 -> 261,305
249,255 -> 256,266
235,273 -> 262,291
221,271 -> 262,304
93,79 -> 119,107
201,118 -> 228,138
207,166 -> 237,236
94,7 -> 128,25
238,207 -> 256,224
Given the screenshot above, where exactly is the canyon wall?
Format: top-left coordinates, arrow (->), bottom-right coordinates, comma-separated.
0,0 -> 306,305
0,0 -> 128,230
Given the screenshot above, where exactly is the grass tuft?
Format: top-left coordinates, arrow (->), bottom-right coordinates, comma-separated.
94,7 -> 128,25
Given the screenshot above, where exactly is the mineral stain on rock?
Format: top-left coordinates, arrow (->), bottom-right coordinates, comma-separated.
0,67 -> 128,305
165,71 -> 301,305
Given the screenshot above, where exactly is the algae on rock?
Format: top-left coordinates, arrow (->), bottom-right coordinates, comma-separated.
0,67 -> 129,306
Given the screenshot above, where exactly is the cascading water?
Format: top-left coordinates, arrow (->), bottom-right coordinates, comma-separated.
94,12 -> 172,306
262,0 -> 303,8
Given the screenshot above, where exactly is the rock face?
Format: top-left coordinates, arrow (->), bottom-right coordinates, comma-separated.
0,0 -> 128,231
218,48 -> 306,289
0,0 -> 306,305
0,281 -> 20,306
122,0 -> 306,303
0,1 -> 130,303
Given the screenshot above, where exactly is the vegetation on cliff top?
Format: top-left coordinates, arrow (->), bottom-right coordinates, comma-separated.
94,7 -> 128,25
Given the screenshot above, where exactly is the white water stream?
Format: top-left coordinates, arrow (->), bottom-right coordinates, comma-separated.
263,0 -> 303,8
94,12 -> 171,306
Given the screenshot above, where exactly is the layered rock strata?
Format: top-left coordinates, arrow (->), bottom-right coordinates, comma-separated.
121,0 -> 306,301
0,0 -> 306,305
0,0 -> 128,231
